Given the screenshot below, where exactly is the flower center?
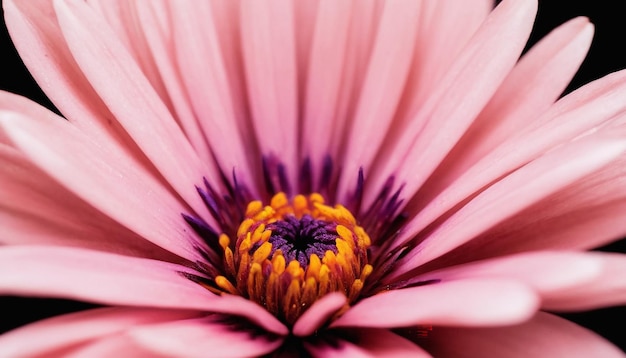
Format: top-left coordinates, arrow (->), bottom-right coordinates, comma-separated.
214,192 -> 372,325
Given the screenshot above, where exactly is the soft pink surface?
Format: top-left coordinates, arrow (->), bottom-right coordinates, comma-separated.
361,0 -> 537,204
393,133 -> 626,276
240,0 -> 299,184
411,16 -> 594,217
0,246 -> 287,335
0,307 -> 201,357
422,312 -> 624,357
400,68 -> 626,250
127,317 -> 284,357
332,279 -> 539,328
292,292 -> 346,337
305,328 -> 431,358
0,110 -> 206,261
53,0 -> 213,218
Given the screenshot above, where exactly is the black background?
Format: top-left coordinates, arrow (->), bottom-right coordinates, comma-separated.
1,0 -> 625,352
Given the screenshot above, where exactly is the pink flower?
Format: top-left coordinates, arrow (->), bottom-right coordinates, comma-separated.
1,0 -> 626,356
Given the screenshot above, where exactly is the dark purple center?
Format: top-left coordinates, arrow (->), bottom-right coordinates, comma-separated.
265,215 -> 338,268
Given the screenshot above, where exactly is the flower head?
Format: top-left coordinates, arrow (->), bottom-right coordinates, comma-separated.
1,0 -> 626,356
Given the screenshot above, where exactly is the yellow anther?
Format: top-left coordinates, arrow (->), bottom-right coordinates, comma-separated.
253,241 -> 273,263
219,234 -> 230,250
215,275 -> 238,295
237,218 -> 255,238
335,238 -> 354,259
336,204 -> 356,224
336,225 -> 355,248
272,252 -> 286,274
286,260 -> 303,278
293,194 -> 308,215
250,224 -> 266,244
247,262 -> 263,299
349,279 -> 364,301
323,250 -> 337,267
245,200 -> 263,217
306,254 -> 322,280
360,264 -> 373,281
355,226 -> 371,246
239,233 -> 252,252
270,192 -> 289,210
309,193 -> 325,204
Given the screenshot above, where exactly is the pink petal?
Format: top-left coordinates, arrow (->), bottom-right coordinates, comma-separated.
0,246 -> 288,335
60,335 -> 153,357
306,329 -> 431,358
422,312 -> 624,357
404,69 -> 626,243
0,110 -> 206,261
396,0 -> 492,114
361,0 -> 537,205
393,132 -> 626,276
53,0 -> 216,217
326,1 -> 380,164
412,16 -> 594,215
432,156 -> 626,265
0,307 -> 200,357
128,317 -> 284,357
407,251 -> 603,296
3,0 -> 157,175
240,0 -> 299,184
331,279 -> 539,329
167,1 -> 257,187
339,0 -> 421,189
0,154 -> 176,261
300,0 -> 353,172
129,1 -> 216,166
292,292 -> 346,337
543,252 -> 626,311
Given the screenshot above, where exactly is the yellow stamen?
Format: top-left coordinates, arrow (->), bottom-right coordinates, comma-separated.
212,192 -> 372,325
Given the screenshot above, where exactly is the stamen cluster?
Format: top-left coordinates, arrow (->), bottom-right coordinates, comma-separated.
214,193 -> 372,324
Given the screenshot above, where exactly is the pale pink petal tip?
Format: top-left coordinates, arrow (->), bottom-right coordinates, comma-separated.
423,312 -> 625,357
332,279 -> 539,329
292,292 -> 347,337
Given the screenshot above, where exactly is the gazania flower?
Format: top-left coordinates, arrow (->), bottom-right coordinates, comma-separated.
2,0 -> 626,355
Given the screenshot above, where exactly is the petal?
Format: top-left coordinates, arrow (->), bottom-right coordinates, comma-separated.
402,0 -> 491,109
394,132 -> 626,276
421,312 -> 624,357
360,0 -> 538,205
167,1 -> 257,186
406,68 -> 626,242
339,0 -> 421,185
126,0 -> 216,165
331,279 -> 539,329
408,251 -> 603,296
292,292 -> 346,337
430,155 -> 626,266
301,0 -> 353,171
306,329 -> 431,358
0,246 -> 287,335
240,0 -> 299,183
53,0 -> 216,216
543,252 -> 626,311
0,110 -> 205,261
128,316 -> 284,358
413,16 -> 595,214
2,0 -> 159,176
61,335 -> 154,357
0,139 -> 176,260
0,307 -> 200,357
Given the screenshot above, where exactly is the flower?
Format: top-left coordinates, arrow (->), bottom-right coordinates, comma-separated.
1,0 -> 626,356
